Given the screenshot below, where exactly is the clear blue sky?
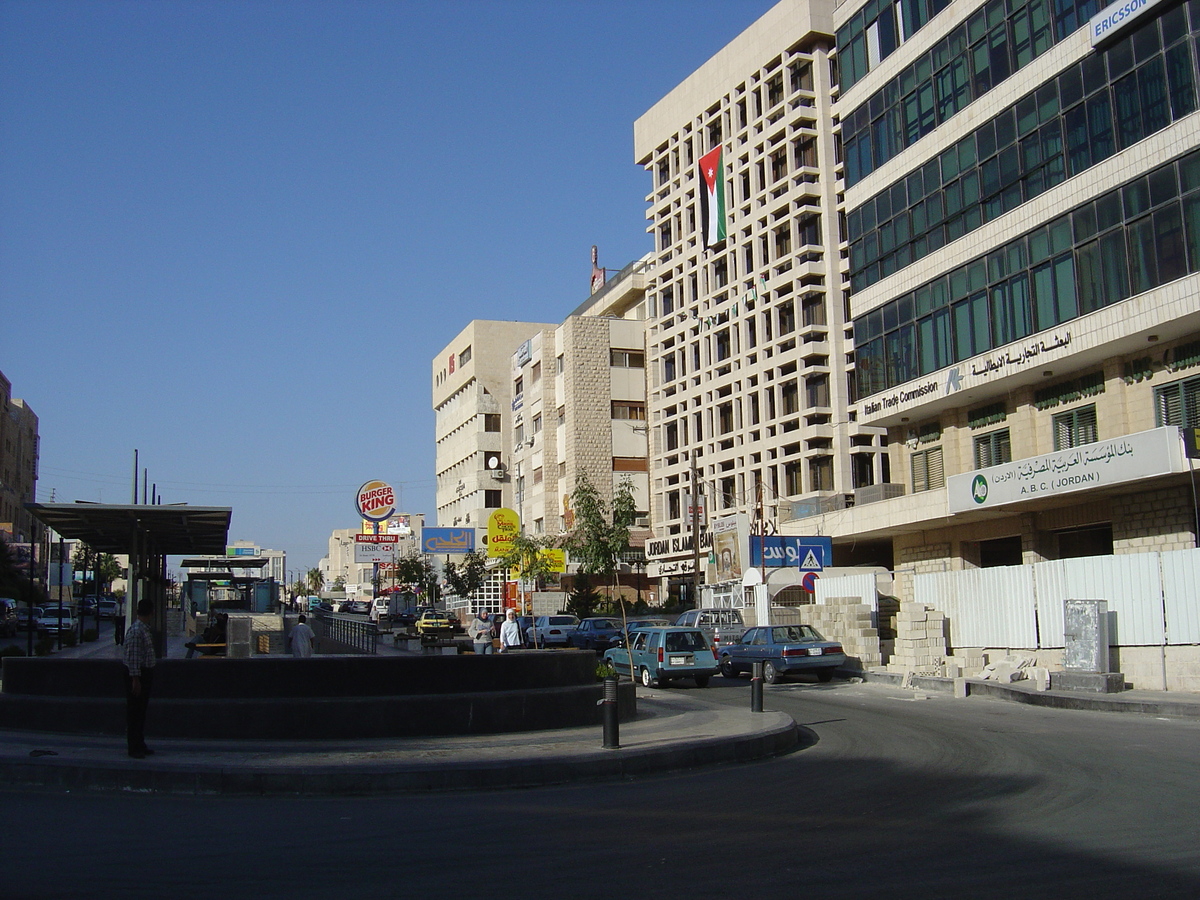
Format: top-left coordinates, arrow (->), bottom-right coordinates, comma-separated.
1,0 -> 775,573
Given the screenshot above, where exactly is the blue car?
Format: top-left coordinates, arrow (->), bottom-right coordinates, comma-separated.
604,626 -> 719,688
718,624 -> 845,684
568,617 -> 624,651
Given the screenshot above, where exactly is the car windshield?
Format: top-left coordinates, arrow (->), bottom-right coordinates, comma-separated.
774,625 -> 824,642
549,617 -> 575,625
664,631 -> 708,652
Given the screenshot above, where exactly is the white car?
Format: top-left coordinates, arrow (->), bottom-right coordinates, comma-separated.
525,615 -> 580,647
38,605 -> 77,634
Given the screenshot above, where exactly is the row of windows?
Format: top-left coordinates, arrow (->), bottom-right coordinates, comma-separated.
912,373 -> 1198,493
855,148 -> 1200,397
848,3 -> 1199,291
837,0 -> 951,92
842,0 -> 1111,185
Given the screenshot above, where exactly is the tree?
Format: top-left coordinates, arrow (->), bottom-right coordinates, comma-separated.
70,544 -> 122,595
393,553 -> 439,604
497,532 -> 558,640
565,571 -> 602,620
443,550 -> 490,609
306,567 -> 323,595
566,472 -> 638,675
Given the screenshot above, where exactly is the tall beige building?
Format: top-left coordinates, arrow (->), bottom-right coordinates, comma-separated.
509,258 -> 654,538
635,0 -> 887,602
433,320 -> 556,535
0,369 -> 39,542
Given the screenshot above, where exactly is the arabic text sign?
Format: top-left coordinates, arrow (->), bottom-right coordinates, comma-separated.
947,426 -> 1185,513
749,535 -> 832,569
422,527 -> 476,554
354,533 -> 398,564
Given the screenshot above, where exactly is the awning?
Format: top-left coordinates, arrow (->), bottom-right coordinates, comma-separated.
25,502 -> 232,556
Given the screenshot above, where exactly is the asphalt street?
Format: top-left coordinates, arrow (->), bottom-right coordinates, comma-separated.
5,677 -> 1198,900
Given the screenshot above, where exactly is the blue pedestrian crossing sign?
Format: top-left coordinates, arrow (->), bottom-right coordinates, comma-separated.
798,547 -> 823,571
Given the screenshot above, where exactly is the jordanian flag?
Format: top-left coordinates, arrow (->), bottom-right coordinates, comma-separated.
698,145 -> 727,248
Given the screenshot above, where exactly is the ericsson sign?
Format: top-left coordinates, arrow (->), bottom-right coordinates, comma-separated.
1089,0 -> 1162,44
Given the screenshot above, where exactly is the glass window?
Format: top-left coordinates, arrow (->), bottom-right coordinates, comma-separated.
1155,374 -> 1200,428
911,446 -> 945,492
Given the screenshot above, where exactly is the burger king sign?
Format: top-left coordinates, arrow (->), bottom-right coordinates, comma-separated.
356,480 -> 396,523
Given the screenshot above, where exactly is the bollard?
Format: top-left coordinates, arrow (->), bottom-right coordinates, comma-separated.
601,676 -> 620,749
750,661 -> 764,713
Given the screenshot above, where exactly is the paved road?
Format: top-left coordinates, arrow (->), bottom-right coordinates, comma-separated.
5,677 -> 1198,899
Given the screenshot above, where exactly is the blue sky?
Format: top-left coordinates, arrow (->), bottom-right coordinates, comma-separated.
1,0 -> 776,573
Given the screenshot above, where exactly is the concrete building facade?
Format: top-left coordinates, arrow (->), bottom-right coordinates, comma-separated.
509,259 -> 654,539
634,0 -> 888,602
433,320 -> 556,538
0,369 -> 39,542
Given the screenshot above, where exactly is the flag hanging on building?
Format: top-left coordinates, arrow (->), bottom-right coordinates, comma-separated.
698,146 -> 727,248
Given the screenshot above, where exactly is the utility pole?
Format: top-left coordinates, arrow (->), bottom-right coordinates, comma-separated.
690,456 -> 701,606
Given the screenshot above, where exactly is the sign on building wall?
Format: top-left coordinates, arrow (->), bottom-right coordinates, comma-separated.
947,426 -> 1186,513
422,527 -> 476,554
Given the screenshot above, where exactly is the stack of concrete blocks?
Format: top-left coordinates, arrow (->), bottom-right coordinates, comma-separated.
941,648 -> 988,677
772,597 -> 881,670
887,603 -> 948,675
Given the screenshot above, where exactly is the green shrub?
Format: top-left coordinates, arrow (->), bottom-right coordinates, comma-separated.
62,630 -> 78,647
595,659 -> 617,681
82,628 -> 99,643
34,636 -> 54,656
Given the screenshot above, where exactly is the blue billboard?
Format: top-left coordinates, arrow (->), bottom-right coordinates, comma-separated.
422,527 -> 476,554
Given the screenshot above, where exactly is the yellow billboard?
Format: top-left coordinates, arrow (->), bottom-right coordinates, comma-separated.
486,508 -> 520,558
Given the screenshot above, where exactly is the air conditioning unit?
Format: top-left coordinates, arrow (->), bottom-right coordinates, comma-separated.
634,516 -> 650,527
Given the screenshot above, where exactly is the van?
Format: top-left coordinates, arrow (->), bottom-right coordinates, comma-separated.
673,607 -> 746,651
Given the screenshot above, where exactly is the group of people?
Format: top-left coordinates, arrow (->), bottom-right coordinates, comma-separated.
468,608 -> 526,654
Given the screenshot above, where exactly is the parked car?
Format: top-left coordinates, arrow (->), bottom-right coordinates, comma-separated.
415,610 -> 454,637
38,605 -> 77,635
339,599 -> 370,615
568,617 -> 624,651
394,607 -> 420,627
0,598 -> 18,637
526,614 -> 580,647
98,599 -> 120,619
604,625 -> 718,688
16,605 -> 42,631
614,617 -> 671,646
674,607 -> 746,652
718,624 -> 846,684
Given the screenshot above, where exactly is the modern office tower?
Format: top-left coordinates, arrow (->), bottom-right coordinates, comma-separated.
833,0 -> 1200,590
433,320 -> 557,536
635,0 -> 888,603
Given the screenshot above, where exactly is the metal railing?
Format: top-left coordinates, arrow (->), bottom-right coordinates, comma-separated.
313,612 -> 378,655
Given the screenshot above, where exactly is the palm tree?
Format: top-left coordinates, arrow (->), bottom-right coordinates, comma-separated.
306,567 -> 323,595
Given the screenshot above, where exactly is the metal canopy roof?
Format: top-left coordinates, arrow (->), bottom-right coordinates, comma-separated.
180,557 -> 269,569
26,502 -> 232,556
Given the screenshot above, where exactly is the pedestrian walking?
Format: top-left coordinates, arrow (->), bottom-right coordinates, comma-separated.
469,609 -> 494,654
498,608 -> 523,652
289,614 -> 315,658
113,597 -> 126,645
123,598 -> 156,759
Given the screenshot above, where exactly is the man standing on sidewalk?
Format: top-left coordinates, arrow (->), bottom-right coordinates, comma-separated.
123,599 -> 156,759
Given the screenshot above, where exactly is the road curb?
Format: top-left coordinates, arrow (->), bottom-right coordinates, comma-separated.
0,710 -> 799,796
860,671 -> 1200,718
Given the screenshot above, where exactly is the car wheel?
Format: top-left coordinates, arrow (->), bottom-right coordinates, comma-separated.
640,666 -> 656,688
817,668 -> 834,683
763,661 -> 780,685
694,675 -> 710,688
720,657 -> 737,679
